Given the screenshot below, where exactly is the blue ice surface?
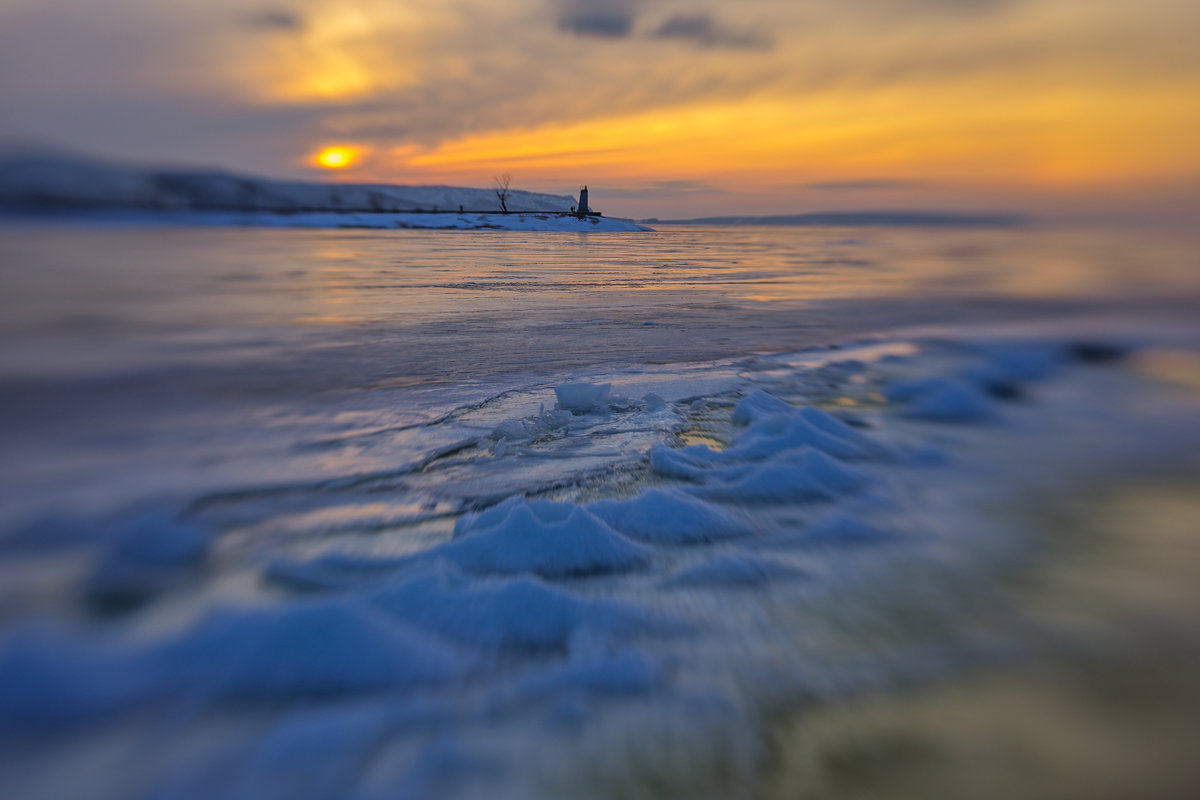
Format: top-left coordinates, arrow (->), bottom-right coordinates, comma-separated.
0,598 -> 473,735
695,448 -> 871,504
587,488 -> 753,544
664,554 -> 804,588
887,377 -> 995,422
81,510 -> 213,608
370,568 -> 673,652
758,513 -> 898,549
723,406 -> 886,462
730,389 -> 795,426
430,499 -> 651,577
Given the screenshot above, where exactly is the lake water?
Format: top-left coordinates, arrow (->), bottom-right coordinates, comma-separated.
1,223 -> 1199,799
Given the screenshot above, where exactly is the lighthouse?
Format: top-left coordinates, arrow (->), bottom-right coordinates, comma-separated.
577,185 -> 589,217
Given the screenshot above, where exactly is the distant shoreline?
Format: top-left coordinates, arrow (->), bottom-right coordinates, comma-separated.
642,211 -> 1028,227
0,207 -> 653,232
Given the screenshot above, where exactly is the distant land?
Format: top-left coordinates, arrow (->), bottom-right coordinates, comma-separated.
0,150 -> 573,215
641,212 -> 1028,227
0,149 -> 1024,232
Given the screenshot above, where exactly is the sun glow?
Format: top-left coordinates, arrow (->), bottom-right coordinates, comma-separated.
314,146 -> 359,169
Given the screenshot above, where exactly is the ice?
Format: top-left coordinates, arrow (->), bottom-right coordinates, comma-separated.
722,406 -> 885,461
148,600 -> 472,699
648,445 -> 717,481
80,509 -> 211,609
887,377 -> 994,422
502,651 -> 666,702
371,570 -> 668,652
265,551 -> 409,592
587,489 -> 753,544
2,599 -> 470,734
971,341 -> 1066,381
218,702 -> 404,800
430,498 -> 651,577
554,382 -> 612,414
664,554 -> 803,588
758,513 -> 896,549
957,343 -> 1063,400
696,448 -> 870,503
0,626 -> 143,734
730,389 -> 794,425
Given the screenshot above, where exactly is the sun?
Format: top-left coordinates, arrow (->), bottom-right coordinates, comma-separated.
314,145 -> 359,169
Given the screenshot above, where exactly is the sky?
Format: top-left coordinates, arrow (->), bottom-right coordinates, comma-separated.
1,0 -> 1198,220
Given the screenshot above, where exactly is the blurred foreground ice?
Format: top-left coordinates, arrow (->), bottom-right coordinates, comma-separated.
3,323 -> 1200,800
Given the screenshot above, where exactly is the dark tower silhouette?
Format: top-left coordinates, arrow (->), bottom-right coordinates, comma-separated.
577,185 -> 589,217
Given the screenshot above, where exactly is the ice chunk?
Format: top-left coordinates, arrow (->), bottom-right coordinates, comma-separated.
730,389 -> 794,426
724,406 -> 884,461
553,382 -> 611,414
887,378 -> 993,422
2,598 -> 468,732
973,342 -> 1066,381
957,342 -> 1070,399
642,392 -> 667,411
0,626 -> 144,734
587,489 -> 752,544
649,445 -> 711,481
429,500 -> 650,577
488,408 -> 572,443
454,496 -> 568,538
665,554 -> 802,588
81,509 -> 211,611
371,571 -> 665,651
698,449 -> 869,504
150,600 -> 470,699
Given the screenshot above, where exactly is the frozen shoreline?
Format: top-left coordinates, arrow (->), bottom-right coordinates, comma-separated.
4,320 -> 1200,799
0,209 -> 652,232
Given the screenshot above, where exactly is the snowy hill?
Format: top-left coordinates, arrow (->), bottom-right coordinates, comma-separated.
0,151 -> 572,215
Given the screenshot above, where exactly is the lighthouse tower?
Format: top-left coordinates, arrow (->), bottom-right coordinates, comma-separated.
577,186 -> 590,217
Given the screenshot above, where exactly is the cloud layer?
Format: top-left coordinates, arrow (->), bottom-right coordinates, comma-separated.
0,0 -> 1196,217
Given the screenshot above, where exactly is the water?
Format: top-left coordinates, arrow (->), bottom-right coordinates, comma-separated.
1,222 -> 1199,799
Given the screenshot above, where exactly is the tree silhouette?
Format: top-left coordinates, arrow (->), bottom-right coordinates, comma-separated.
493,174 -> 511,214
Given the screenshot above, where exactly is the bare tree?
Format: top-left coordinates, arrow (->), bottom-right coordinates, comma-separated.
493,174 -> 511,214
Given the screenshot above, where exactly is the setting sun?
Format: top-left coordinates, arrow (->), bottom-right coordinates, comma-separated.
314,146 -> 358,169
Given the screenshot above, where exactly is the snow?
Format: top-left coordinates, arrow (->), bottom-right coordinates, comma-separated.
0,152 -> 652,231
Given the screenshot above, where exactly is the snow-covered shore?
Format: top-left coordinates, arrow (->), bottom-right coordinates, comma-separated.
2,208 -> 652,232
0,151 -> 652,230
